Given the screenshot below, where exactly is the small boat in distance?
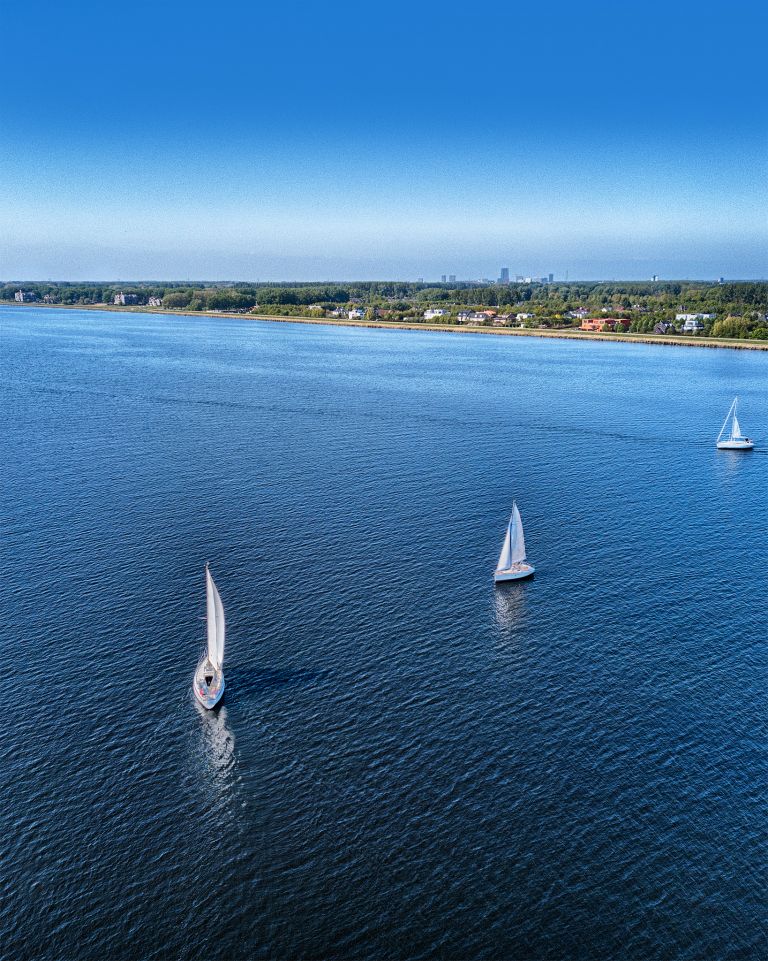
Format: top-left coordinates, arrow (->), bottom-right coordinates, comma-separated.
494,502 -> 535,583
193,564 -> 226,709
716,397 -> 754,450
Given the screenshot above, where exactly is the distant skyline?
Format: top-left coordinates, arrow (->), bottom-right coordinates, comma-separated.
1,0 -> 766,281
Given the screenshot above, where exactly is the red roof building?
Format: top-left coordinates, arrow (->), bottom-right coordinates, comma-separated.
581,318 -> 627,331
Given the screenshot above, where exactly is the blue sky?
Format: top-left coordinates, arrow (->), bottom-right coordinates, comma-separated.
1,0 -> 766,281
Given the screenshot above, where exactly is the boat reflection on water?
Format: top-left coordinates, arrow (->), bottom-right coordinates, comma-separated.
492,582 -> 530,655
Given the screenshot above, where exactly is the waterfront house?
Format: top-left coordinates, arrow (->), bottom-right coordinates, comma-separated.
14,290 -> 37,302
348,308 -> 365,320
680,317 -> 706,332
424,308 -> 448,320
676,312 -> 715,323
581,318 -> 626,331
148,296 -> 163,307
654,322 -> 676,334
114,292 -> 139,305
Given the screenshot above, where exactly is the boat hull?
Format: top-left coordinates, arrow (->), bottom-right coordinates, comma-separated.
193,675 -> 225,710
494,564 -> 535,583
716,440 -> 754,450
193,653 -> 225,710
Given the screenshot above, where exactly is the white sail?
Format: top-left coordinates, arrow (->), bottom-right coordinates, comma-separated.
206,567 -> 225,669
497,524 -> 512,571
213,577 -> 225,667
497,503 -> 527,570
510,503 -> 527,564
732,414 -> 741,439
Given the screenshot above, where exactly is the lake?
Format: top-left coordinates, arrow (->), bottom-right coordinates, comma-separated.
1,306 -> 766,960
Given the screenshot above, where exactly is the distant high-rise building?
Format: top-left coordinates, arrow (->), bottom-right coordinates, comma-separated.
449,274 -> 456,283
548,273 -> 554,283
652,274 -> 659,282
441,274 -> 447,283
718,276 -> 725,284
499,267 -> 510,284
515,275 -> 524,283
418,277 -> 424,283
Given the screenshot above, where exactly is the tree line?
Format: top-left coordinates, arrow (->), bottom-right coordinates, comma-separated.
2,280 -> 766,338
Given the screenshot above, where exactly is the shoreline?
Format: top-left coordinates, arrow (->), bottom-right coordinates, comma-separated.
4,301 -> 768,351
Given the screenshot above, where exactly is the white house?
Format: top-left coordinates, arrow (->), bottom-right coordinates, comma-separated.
148,296 -> 163,307
676,312 -> 714,322
680,318 -> 706,332
348,308 -> 365,320
14,290 -> 37,302
516,312 -> 535,321
423,308 -> 448,320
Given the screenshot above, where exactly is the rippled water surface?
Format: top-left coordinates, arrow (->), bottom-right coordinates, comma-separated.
2,307 -> 766,960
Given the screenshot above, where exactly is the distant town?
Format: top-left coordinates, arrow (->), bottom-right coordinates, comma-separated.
3,277 -> 767,341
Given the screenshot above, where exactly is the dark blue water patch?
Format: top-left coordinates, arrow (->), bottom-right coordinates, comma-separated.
1,306 -> 766,960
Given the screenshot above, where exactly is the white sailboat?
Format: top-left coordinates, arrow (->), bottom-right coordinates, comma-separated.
716,397 -> 754,450
494,502 -> 535,583
193,564 -> 226,709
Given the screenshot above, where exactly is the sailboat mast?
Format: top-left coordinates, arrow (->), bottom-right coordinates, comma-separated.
717,398 -> 737,444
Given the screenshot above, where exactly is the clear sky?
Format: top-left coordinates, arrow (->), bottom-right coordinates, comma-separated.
1,0 -> 766,281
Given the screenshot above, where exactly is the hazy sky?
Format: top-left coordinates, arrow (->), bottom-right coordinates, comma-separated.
1,0 -> 766,281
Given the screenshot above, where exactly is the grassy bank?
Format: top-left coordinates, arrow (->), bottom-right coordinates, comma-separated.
5,301 -> 768,351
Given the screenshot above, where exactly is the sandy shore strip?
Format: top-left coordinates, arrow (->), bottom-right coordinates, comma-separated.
6,302 -> 768,351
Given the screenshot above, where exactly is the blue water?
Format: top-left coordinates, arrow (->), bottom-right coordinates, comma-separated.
1,306 -> 766,960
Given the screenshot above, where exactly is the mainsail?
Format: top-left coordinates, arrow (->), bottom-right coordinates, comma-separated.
732,413 -> 741,439
510,503 -> 527,564
497,503 -> 527,570
206,567 -> 226,668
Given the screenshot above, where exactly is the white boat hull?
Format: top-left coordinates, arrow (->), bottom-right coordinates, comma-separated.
716,440 -> 754,450
193,675 -> 225,709
193,659 -> 225,710
494,563 -> 535,583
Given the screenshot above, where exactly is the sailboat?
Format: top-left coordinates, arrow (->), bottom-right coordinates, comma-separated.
716,397 -> 754,450
494,502 -> 535,583
193,564 -> 226,709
